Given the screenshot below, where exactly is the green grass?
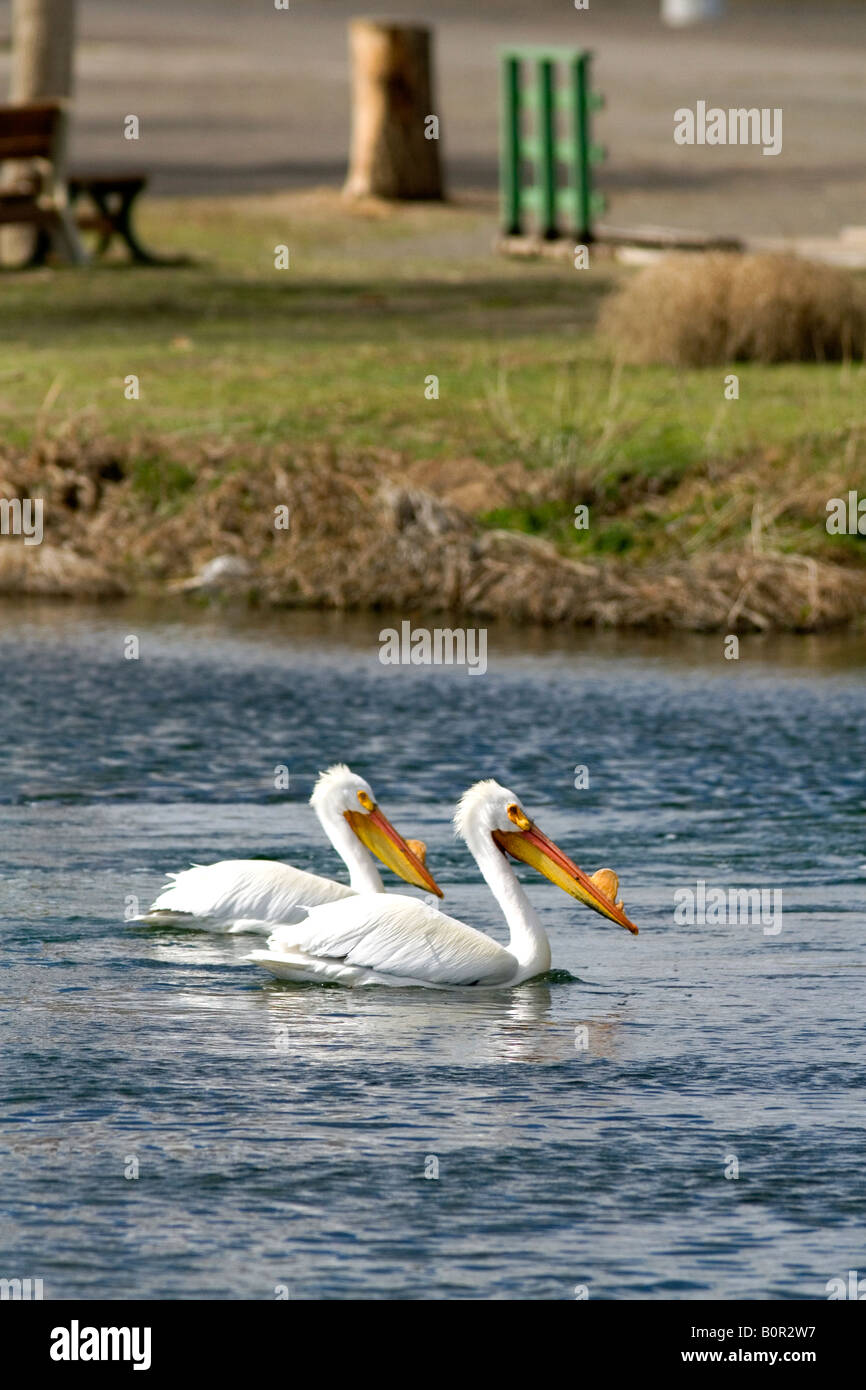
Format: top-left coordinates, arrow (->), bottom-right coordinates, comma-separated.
131,455 -> 197,508
2,190 -> 864,566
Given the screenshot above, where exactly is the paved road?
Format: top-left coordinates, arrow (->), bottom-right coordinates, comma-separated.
0,0 -> 864,236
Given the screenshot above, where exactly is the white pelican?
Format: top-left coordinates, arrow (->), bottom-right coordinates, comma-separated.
140,764 -> 442,933
246,779 -> 638,987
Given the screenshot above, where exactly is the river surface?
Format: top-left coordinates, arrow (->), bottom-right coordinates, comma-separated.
1,601 -> 864,1300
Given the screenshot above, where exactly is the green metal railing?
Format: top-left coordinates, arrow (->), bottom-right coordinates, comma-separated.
500,47 -> 606,242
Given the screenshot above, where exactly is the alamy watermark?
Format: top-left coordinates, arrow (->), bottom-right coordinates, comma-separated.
674,880 -> 782,936
0,1276 -> 43,1299
50,1322 -> 151,1370
826,491 -> 866,535
674,102 -> 782,157
0,497 -> 43,545
379,621 -> 487,676
826,1270 -> 866,1300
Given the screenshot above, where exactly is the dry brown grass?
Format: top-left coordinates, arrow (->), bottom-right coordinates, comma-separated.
0,432 -> 863,632
599,253 -> 866,366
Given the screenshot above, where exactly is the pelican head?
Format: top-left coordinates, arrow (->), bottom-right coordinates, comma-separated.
311,764 -> 442,897
454,780 -> 638,934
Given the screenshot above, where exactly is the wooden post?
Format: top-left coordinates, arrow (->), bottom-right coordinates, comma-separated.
5,0 -> 83,264
344,20 -> 444,200
11,0 -> 77,106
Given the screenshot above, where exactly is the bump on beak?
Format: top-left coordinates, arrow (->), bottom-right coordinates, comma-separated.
493,824 -> 638,934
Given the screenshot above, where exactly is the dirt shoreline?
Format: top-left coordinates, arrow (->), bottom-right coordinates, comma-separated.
1,436 -> 863,633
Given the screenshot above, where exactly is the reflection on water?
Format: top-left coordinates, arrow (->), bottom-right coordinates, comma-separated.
259,976 -> 573,1065
1,600 -> 864,1299
4,595 -> 866,673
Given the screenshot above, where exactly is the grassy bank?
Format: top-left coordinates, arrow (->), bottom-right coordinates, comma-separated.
1,191 -> 864,626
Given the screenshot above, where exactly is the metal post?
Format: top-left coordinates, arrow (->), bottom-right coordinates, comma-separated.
537,57 -> 557,239
501,55 -> 522,235
499,46 -> 606,246
571,54 -> 591,242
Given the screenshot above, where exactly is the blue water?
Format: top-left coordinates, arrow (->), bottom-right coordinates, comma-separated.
1,602 -> 864,1300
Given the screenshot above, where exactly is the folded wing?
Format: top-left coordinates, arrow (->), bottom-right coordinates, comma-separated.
264,893 -> 517,986
145,859 -> 354,929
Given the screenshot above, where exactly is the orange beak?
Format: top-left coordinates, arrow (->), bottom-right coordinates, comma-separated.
345,805 -> 443,897
493,821 -> 638,934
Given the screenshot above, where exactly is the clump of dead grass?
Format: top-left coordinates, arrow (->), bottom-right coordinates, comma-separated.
600,253 -> 866,366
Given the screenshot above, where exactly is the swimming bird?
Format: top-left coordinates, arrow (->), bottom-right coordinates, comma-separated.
140,763 -> 442,934
246,779 -> 637,986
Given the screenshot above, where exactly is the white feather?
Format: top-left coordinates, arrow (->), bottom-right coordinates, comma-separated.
253,893 -> 517,986
141,764 -> 389,932
147,860 -> 354,933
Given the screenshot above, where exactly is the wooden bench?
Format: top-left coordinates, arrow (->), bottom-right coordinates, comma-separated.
68,173 -> 150,260
55,172 -> 170,265
0,103 -> 178,267
33,172 -> 182,267
0,102 -> 86,264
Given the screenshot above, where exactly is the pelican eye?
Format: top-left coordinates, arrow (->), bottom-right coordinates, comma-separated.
357,789 -> 375,812
506,803 -> 531,831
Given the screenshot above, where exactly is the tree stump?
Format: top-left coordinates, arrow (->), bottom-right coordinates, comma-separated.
343,21 -> 444,201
